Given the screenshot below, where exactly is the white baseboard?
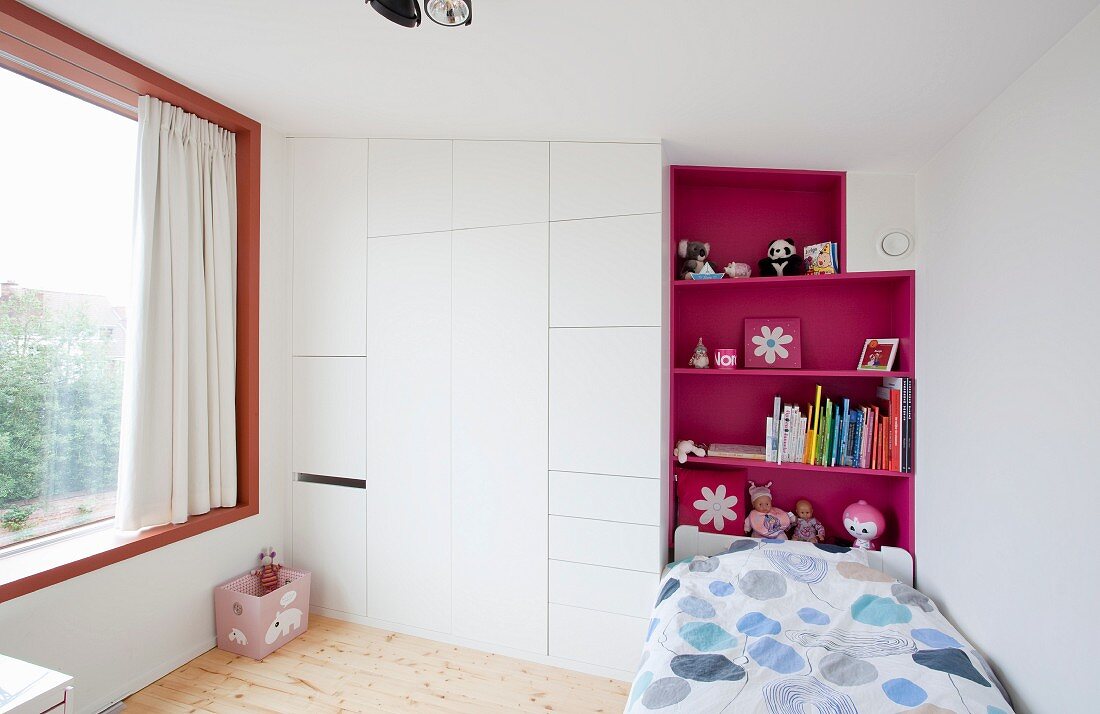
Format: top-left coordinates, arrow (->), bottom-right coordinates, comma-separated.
83,638 -> 215,714
309,605 -> 634,683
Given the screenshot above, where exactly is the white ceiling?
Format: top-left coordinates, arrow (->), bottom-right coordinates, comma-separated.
22,0 -> 1100,172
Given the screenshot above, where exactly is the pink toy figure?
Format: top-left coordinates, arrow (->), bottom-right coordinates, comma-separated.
743,481 -> 792,539
843,500 -> 886,550
790,499 -> 825,543
252,547 -> 282,593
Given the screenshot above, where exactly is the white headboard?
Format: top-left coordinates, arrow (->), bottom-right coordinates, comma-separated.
674,525 -> 914,587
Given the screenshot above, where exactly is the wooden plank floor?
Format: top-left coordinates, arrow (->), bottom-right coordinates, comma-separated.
124,615 -> 630,713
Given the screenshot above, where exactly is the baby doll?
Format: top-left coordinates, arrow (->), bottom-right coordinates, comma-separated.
743,481 -> 793,539
789,499 -> 826,543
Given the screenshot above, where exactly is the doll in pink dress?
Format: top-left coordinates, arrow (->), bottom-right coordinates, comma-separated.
743,481 -> 793,539
789,499 -> 826,543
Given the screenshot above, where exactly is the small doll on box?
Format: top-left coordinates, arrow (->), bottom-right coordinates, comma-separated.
789,499 -> 825,543
743,481 -> 793,539
252,547 -> 282,593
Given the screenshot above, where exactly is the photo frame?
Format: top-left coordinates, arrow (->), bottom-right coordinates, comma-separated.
857,338 -> 900,371
744,318 -> 802,368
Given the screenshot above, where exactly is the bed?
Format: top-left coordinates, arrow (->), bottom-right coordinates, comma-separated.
625,527 -> 1014,713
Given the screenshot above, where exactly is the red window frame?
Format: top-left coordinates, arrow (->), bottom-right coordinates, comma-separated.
0,0 -> 260,602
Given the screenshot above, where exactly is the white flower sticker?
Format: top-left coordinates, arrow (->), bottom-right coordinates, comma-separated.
693,485 -> 738,530
751,325 -> 793,365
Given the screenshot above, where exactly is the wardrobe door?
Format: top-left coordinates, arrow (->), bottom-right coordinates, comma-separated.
366,231 -> 452,633
291,138 -> 368,356
292,356 -> 366,479
367,139 -> 452,238
451,223 -> 549,652
549,327 -> 663,478
292,479 -> 367,616
452,140 -> 549,229
550,142 -> 662,221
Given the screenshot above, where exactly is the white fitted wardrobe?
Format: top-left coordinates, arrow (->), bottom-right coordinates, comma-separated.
289,136 -> 666,678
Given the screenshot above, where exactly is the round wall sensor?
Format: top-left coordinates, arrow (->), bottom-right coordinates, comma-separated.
878,230 -> 913,258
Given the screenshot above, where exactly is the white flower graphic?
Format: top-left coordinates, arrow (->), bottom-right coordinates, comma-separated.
693,485 -> 738,530
751,325 -> 793,365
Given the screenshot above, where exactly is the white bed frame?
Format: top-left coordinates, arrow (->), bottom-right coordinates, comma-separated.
674,526 -> 914,587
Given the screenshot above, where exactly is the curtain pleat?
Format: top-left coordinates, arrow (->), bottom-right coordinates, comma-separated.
115,96 -> 237,531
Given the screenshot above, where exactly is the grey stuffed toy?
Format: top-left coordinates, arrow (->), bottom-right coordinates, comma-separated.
678,240 -> 714,279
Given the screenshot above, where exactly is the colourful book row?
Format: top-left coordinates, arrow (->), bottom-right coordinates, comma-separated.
764,378 -> 913,472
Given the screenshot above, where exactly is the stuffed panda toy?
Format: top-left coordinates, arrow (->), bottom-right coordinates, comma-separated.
758,239 -> 804,277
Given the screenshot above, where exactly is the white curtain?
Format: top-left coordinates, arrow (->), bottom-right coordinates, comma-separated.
115,96 -> 238,531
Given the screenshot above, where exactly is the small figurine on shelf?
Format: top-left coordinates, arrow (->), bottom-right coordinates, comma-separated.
743,481 -> 793,540
674,439 -> 707,464
843,500 -> 886,550
789,499 -> 826,543
689,338 -> 711,369
252,547 -> 282,593
723,261 -> 752,278
758,238 -> 804,277
678,240 -> 716,279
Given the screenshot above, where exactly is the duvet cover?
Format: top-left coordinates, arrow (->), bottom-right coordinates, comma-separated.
627,539 -> 1013,713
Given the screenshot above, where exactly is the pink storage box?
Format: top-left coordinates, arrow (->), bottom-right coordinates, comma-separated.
214,568 -> 311,660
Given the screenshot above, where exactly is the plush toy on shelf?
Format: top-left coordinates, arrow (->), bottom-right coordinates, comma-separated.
789,499 -> 826,543
743,481 -> 793,539
674,439 -> 707,464
723,261 -> 752,278
758,238 -> 804,277
678,240 -> 715,279
252,547 -> 283,593
843,500 -> 886,550
688,337 -> 711,369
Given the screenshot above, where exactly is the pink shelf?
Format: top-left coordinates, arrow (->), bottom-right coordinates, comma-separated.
682,455 -> 911,479
668,164 -> 916,554
673,271 -> 914,289
673,368 -> 913,379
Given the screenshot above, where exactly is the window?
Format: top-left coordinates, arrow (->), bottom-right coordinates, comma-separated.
0,66 -> 136,548
0,0 -> 259,603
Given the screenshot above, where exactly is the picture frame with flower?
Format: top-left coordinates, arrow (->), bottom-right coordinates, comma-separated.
744,318 -> 802,368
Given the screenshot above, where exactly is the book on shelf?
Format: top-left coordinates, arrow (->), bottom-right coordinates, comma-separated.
762,377 -> 913,472
708,443 -> 766,460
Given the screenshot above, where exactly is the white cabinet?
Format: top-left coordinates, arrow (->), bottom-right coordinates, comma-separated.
550,213 -> 662,327
550,471 -> 660,525
550,142 -> 662,221
366,231 -> 452,633
292,357 -> 366,479
451,223 -> 548,652
291,138 -> 368,356
453,141 -> 549,229
549,560 -> 657,619
549,604 -> 647,673
367,139 -> 452,237
292,480 -> 367,616
549,516 -> 661,572
549,327 -> 662,478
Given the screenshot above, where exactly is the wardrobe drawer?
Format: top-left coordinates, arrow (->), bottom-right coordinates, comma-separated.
549,471 -> 659,525
549,515 -> 661,572
549,560 -> 657,619
292,357 -> 366,479
549,603 -> 647,674
292,479 -> 367,616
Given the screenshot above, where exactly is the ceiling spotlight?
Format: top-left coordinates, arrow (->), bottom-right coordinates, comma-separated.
367,0 -> 422,28
426,0 -> 472,27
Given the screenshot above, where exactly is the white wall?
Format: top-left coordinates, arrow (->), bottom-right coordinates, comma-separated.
915,8 -> 1100,712
846,172 -> 916,272
0,129 -> 292,714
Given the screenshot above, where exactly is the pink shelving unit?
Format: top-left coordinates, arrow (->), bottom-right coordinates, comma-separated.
669,165 -> 916,553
